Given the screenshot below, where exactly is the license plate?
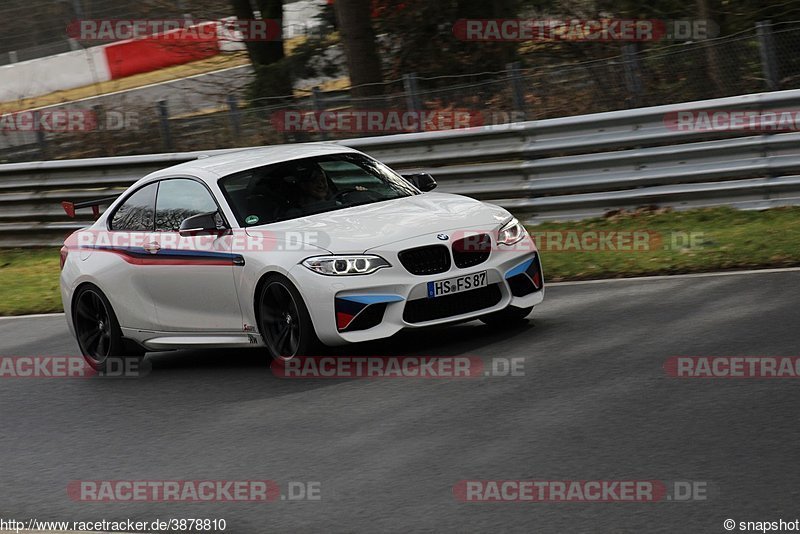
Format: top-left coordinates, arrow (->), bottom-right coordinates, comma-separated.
427,271 -> 488,298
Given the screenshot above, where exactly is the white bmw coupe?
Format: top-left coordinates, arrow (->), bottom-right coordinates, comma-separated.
60,145 -> 544,369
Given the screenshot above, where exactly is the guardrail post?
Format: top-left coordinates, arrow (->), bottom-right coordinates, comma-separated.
312,87 -> 329,141
92,104 -> 108,156
227,94 -> 242,140
404,73 -> 423,132
157,100 -> 173,152
92,104 -> 104,128
756,21 -> 780,91
507,62 -> 527,120
622,44 -> 643,108
33,111 -> 47,159
70,0 -> 84,17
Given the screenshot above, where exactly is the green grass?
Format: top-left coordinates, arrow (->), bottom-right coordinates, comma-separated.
1,206 -> 800,316
0,248 -> 63,316
533,206 -> 800,281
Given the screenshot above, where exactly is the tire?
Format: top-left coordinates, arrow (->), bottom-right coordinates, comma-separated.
72,284 -> 144,372
479,306 -> 533,327
257,274 -> 320,361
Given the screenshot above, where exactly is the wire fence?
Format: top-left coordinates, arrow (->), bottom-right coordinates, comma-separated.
2,21 -> 800,163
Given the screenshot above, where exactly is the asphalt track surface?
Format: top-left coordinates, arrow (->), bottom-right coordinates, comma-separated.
1,270 -> 800,533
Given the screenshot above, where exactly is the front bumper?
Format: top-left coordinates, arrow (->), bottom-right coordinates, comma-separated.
289,241 -> 544,346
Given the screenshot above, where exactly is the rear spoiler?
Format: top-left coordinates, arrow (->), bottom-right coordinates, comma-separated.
61,196 -> 119,219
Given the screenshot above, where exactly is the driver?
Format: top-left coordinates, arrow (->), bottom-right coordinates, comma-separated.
295,164 -> 367,206
297,164 -> 333,203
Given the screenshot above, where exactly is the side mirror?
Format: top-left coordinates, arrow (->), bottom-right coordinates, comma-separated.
402,172 -> 437,192
179,211 -> 226,237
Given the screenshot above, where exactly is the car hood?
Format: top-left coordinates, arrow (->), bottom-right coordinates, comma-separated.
245,192 -> 511,253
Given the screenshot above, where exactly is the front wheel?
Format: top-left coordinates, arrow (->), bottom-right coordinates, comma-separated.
479,306 -> 533,327
257,275 -> 320,361
73,284 -> 144,371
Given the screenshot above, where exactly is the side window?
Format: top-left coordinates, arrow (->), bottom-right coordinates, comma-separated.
155,179 -> 219,232
110,183 -> 158,231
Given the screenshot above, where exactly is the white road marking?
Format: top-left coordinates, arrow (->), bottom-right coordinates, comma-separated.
0,313 -> 65,321
3,267 -> 800,320
549,266 -> 800,286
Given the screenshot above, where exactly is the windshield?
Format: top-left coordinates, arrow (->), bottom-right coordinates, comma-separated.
219,153 -> 419,227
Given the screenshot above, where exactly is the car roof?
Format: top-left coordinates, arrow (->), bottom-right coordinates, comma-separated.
145,143 -> 363,182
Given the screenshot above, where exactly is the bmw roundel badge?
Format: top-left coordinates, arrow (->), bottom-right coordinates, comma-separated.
437,234 -> 449,241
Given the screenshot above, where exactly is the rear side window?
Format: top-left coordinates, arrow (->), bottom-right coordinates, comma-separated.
155,179 -> 219,232
110,183 -> 158,231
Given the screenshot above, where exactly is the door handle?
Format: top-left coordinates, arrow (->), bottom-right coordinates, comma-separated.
143,242 -> 161,254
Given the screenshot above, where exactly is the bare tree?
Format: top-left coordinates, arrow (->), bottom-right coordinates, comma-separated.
697,0 -> 724,94
229,0 -> 292,96
229,0 -> 284,68
333,0 -> 384,98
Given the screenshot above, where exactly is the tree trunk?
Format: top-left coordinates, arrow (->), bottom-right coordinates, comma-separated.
697,0 -> 724,95
230,0 -> 291,97
334,0 -> 384,98
229,0 -> 279,67
255,0 -> 285,64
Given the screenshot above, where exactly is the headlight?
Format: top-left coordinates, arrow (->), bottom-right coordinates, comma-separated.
497,218 -> 528,246
302,255 -> 391,276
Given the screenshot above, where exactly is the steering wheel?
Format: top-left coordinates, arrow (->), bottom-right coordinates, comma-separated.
332,188 -> 380,203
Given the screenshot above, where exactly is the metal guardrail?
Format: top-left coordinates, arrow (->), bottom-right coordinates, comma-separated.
2,89 -> 800,247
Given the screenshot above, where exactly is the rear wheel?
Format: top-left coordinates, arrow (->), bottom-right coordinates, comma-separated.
257,275 -> 319,361
479,306 -> 533,327
73,285 -> 144,371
